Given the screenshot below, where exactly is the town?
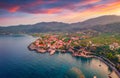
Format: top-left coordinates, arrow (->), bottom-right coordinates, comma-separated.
29,32 -> 93,56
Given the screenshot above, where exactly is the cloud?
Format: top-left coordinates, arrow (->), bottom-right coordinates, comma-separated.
0,0 -> 120,15
8,6 -> 20,12
59,0 -> 120,23
0,0 -> 101,14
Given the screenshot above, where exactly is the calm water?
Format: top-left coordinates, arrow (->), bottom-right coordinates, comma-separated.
0,35 -> 119,78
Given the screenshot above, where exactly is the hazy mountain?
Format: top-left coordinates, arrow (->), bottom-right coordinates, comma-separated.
0,15 -> 120,34
0,22 -> 70,34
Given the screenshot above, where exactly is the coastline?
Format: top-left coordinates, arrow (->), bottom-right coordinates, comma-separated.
94,56 -> 120,78
28,43 -> 120,78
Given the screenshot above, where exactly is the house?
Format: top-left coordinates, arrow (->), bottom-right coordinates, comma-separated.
116,55 -> 120,62
109,42 -> 120,50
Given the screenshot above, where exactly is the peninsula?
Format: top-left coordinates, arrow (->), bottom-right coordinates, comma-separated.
29,33 -> 92,57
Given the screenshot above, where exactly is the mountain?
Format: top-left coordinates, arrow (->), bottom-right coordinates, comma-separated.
70,15 -> 120,29
0,15 -> 120,34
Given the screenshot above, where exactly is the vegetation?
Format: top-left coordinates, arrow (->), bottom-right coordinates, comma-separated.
79,33 -> 120,71
81,33 -> 120,45
91,45 -> 120,71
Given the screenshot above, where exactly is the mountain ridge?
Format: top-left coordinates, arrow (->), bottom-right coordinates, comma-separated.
0,15 -> 120,34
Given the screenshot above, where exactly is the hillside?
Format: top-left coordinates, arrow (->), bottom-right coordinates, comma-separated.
91,23 -> 120,33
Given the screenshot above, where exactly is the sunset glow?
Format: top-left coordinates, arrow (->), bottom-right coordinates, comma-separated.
0,0 -> 120,26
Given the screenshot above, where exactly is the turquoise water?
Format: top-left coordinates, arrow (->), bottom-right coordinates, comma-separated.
0,35 -> 119,78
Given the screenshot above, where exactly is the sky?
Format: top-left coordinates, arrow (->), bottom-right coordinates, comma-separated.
0,0 -> 120,26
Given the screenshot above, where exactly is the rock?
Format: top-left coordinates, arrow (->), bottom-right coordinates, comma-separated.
28,44 -> 36,50
37,49 -> 46,53
50,50 -> 56,55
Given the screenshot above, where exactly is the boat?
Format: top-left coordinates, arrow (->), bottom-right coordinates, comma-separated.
93,76 -> 97,78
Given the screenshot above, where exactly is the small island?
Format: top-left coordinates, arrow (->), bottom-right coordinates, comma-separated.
28,32 -> 120,77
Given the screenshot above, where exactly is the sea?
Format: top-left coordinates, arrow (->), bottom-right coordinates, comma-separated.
0,34 -> 119,78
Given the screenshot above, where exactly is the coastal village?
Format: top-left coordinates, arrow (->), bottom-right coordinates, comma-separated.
29,33 -> 92,56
